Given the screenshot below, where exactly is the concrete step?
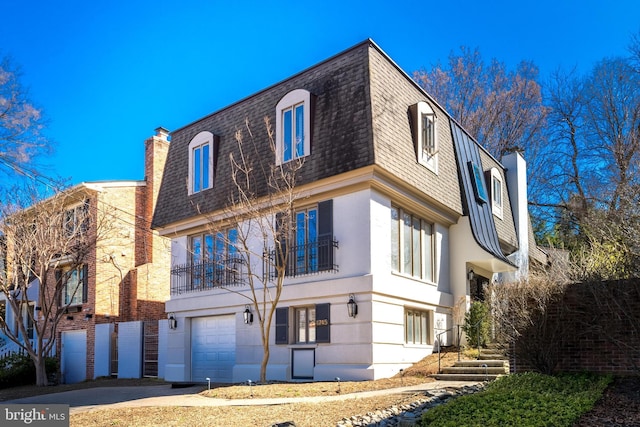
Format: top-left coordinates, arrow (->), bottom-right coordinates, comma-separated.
454,360 -> 507,368
431,373 -> 505,381
441,366 -> 507,375
478,353 -> 508,360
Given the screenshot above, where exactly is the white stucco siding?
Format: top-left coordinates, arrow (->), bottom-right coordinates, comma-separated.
332,190 -> 372,277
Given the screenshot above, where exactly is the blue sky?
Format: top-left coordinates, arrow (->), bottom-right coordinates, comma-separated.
2,0 -> 639,186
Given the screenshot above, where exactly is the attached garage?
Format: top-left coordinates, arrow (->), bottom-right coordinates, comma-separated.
191,315 -> 236,383
61,329 -> 87,384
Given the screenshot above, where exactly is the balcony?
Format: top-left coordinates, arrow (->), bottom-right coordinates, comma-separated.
170,257 -> 246,295
267,237 -> 339,279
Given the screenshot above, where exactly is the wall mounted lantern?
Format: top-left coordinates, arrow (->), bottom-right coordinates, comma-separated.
468,269 -> 475,281
168,312 -> 177,330
243,305 -> 254,325
347,294 -> 358,318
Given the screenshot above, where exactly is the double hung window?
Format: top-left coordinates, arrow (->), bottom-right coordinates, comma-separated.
411,101 -> 438,172
276,89 -> 312,165
390,206 -> 434,282
58,265 -> 88,306
490,168 -> 504,218
188,131 -> 215,194
275,303 -> 330,345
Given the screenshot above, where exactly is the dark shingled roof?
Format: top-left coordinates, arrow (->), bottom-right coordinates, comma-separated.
153,41 -> 375,229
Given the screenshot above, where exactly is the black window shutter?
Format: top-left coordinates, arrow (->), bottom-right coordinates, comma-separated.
275,307 -> 289,344
81,264 -> 88,303
317,200 -> 333,271
315,303 -> 330,343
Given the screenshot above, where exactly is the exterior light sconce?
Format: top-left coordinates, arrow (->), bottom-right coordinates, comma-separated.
168,312 -> 177,330
243,305 -> 254,325
347,294 -> 358,318
468,269 -> 475,281
84,313 -> 93,321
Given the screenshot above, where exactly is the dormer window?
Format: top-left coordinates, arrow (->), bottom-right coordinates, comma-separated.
188,131 -> 215,195
490,168 -> 504,219
411,101 -> 438,172
276,89 -> 312,165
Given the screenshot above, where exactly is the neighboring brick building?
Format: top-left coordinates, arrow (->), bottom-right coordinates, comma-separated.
2,128 -> 171,383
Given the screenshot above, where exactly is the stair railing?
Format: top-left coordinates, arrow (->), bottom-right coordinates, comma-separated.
436,325 -> 462,374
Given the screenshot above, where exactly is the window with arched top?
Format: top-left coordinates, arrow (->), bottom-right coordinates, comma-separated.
188,131 -> 215,195
275,89 -> 312,165
411,101 -> 439,173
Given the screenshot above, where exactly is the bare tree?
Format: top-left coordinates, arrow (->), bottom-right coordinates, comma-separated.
490,266 -> 570,374
196,118 -> 305,383
0,56 -> 50,177
413,47 -> 548,160
0,184 -> 108,386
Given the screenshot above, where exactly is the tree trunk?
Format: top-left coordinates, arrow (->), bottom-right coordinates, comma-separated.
34,356 -> 49,387
260,345 -> 269,383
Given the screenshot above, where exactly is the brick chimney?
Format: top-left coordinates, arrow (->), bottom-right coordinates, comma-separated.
135,127 -> 169,266
145,127 -> 170,215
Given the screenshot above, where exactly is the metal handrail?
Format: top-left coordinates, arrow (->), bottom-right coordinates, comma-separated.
436,325 -> 462,374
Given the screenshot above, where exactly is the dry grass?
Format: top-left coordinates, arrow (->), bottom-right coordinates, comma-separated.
1,350 -> 466,427
71,394 -> 430,427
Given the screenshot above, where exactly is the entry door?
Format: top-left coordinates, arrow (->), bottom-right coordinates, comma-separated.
61,330 -> 87,384
191,315 -> 235,383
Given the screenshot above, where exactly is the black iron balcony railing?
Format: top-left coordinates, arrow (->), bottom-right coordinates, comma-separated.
267,237 -> 339,279
170,257 -> 246,295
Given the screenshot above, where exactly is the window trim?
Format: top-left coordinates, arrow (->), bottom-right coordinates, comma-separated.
411,101 -> 438,173
188,131 -> 215,195
490,168 -> 504,219
276,89 -> 312,165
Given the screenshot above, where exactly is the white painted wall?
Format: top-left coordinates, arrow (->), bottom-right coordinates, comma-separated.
117,321 -> 142,379
163,187 -> 460,382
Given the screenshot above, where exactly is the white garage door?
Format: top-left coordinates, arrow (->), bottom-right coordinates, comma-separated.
61,330 -> 87,384
191,315 -> 236,383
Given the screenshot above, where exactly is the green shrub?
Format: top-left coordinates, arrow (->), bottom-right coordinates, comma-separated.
462,301 -> 491,348
419,372 -> 611,427
0,353 -> 59,388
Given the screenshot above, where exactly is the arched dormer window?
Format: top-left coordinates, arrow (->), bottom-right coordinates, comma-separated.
276,89 -> 312,165
188,131 -> 215,195
410,101 -> 439,173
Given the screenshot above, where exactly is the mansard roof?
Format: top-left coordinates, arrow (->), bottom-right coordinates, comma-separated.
152,39 -> 519,260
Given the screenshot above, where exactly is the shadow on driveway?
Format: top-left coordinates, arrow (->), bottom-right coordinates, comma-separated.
6,384 -> 205,409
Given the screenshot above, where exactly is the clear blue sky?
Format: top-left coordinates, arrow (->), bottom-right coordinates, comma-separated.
2,0 -> 639,185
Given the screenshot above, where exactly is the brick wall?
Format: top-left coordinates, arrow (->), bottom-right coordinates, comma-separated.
513,279 -> 640,375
